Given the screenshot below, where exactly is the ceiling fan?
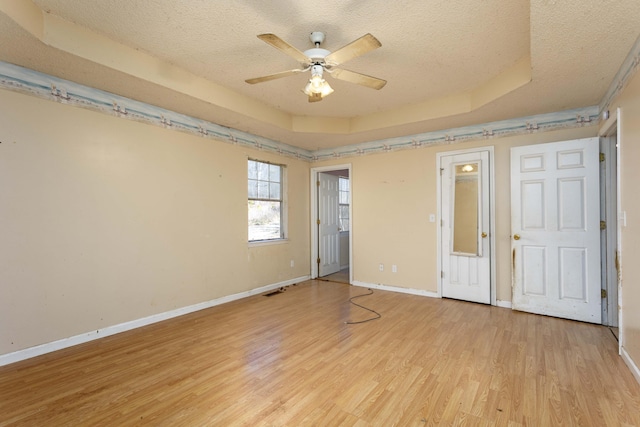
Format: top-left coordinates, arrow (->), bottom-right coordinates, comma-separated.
245,31 -> 386,103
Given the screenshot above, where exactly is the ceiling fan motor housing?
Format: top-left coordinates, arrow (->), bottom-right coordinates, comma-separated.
304,48 -> 331,64
305,31 -> 331,64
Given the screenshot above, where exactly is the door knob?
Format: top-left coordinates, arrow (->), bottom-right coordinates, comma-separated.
514,234 -> 521,240
481,232 -> 487,238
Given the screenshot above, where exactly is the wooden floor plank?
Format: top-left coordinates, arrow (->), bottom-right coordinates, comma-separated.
1,280 -> 639,426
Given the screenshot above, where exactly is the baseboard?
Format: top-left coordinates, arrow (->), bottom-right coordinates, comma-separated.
621,346 -> 640,386
496,300 -> 512,309
351,280 -> 439,298
351,281 -> 511,308
0,275 -> 309,367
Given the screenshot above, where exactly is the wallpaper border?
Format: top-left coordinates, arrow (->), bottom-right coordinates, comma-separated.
0,61 -> 603,162
600,34 -> 640,114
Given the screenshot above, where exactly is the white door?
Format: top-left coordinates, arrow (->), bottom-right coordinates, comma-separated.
319,173 -> 340,276
441,150 -> 491,304
511,138 -> 601,323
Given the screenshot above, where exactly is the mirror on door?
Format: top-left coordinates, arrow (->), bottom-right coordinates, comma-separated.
452,162 -> 481,256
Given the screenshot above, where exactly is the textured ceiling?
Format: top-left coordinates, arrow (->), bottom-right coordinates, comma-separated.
1,1 -> 639,150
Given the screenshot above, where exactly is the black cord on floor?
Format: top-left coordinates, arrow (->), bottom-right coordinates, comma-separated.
345,288 -> 381,324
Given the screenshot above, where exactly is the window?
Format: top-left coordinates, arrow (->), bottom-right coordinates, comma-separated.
248,159 -> 284,242
339,177 -> 349,232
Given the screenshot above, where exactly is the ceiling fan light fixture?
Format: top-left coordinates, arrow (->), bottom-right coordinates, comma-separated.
319,80 -> 334,97
302,64 -> 334,98
310,74 -> 324,90
302,78 -> 334,97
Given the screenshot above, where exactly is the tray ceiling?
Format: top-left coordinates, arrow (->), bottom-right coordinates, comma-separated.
1,1 -> 639,150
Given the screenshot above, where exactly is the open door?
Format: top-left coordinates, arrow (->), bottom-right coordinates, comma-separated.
511,138 -> 601,323
318,172 -> 340,277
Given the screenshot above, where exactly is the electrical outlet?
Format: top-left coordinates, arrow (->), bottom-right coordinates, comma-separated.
379,263 -> 384,272
392,265 -> 397,273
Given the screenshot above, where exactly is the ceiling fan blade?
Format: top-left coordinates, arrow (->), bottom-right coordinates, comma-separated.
308,93 -> 323,103
330,68 -> 387,90
324,33 -> 381,66
257,34 -> 310,64
245,69 -> 305,84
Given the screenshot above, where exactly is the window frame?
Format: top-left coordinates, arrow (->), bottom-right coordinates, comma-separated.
248,158 -> 287,244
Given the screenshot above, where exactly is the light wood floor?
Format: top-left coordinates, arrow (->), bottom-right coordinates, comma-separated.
1,280 -> 639,426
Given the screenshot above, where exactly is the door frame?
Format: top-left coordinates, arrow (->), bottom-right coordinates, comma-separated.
599,108 -> 623,347
436,147 -> 496,306
310,164 -> 352,282
599,118 -> 619,327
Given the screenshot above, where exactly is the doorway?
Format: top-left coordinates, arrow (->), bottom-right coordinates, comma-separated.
437,147 -> 496,305
310,165 -> 352,284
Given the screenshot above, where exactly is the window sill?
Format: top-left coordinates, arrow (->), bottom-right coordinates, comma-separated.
248,238 -> 289,248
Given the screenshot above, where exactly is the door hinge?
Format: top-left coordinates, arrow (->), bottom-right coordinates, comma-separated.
600,152 -> 605,162
317,257 -> 320,264
600,220 -> 606,230
317,180 -> 320,186
601,289 -> 607,298
440,168 -> 444,175
441,271 -> 444,278
317,219 -> 321,225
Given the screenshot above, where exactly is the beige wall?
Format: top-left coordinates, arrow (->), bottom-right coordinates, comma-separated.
7,73 -> 638,374
608,69 -> 640,370
315,126 -> 597,301
0,89 -> 309,355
